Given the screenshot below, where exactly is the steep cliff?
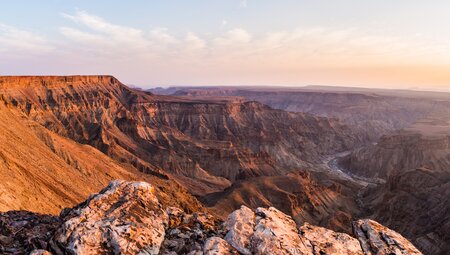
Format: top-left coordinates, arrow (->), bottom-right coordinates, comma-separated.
0,76 -> 373,196
339,132 -> 450,179
157,86 -> 445,137
0,84 -> 205,215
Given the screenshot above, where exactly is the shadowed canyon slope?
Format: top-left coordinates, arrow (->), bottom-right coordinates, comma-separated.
338,108 -> 450,254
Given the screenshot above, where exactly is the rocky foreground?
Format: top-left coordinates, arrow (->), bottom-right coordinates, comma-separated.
0,181 -> 422,255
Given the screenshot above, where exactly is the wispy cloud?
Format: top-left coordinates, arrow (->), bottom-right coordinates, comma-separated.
0,24 -> 53,54
2,9 -> 448,88
60,11 -> 149,53
56,10 -> 446,67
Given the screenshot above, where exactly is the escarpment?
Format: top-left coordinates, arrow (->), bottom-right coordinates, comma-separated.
156,86 -> 446,137
0,180 -> 424,255
339,133 -> 450,179
0,83 -> 206,215
0,76 -> 374,196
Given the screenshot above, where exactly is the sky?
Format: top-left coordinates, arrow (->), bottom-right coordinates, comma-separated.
1,0 -> 450,91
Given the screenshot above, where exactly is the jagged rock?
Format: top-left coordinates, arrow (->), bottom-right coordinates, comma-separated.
29,249 -> 52,255
224,205 -> 315,254
353,219 -> 423,255
50,180 -> 167,255
224,205 -> 255,254
161,208 -> 222,254
299,223 -> 363,255
222,205 -> 423,255
167,207 -> 185,228
0,211 -> 59,254
203,237 -> 238,255
251,207 -> 313,254
0,181 -> 426,255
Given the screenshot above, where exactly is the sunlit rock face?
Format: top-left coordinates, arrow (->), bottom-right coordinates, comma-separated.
50,180 -> 167,255
1,181 -> 423,255
0,76 -> 374,196
353,219 -> 423,255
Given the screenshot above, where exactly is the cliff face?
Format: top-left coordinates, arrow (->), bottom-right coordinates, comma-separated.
0,180 -> 424,255
0,77 -> 208,215
363,168 -> 450,254
161,87 -> 444,137
338,112 -> 450,254
339,133 -> 450,179
0,76 -> 373,196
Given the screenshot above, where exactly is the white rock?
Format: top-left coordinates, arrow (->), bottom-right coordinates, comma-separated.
204,237 -> 237,255
224,205 -> 255,254
300,222 -> 363,255
353,219 -> 423,255
51,180 -> 167,255
251,207 -> 313,255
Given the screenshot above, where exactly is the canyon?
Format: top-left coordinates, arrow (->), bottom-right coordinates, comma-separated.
1,76 -> 449,254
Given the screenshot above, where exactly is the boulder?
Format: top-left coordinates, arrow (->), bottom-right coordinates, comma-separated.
353,219 -> 423,255
251,207 -> 313,255
50,180 -> 167,255
224,205 -> 255,254
300,222 -> 363,255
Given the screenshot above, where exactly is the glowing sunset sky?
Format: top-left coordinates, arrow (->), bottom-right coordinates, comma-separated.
1,0 -> 450,90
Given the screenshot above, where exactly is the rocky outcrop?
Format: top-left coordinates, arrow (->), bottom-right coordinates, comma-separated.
251,207 -> 314,254
160,206 -> 223,254
0,181 -> 423,255
50,180 -> 167,255
300,223 -> 363,255
224,206 -> 255,254
223,206 -> 366,255
353,219 -> 423,255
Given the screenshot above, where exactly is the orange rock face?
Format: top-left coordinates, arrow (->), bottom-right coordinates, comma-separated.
0,75 -> 372,196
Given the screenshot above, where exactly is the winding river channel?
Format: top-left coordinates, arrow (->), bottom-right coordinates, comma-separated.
321,149 -> 386,209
